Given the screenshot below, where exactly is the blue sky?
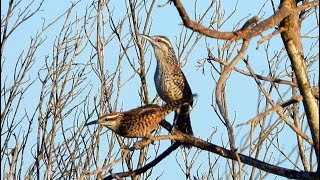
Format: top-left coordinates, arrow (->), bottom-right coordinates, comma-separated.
1,0 -> 318,179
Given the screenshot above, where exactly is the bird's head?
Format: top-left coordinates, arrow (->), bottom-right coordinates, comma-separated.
139,34 -> 174,59
85,112 -> 123,131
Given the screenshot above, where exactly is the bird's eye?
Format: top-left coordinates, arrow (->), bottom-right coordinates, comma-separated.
157,39 -> 161,42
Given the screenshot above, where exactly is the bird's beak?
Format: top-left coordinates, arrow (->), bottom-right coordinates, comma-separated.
139,34 -> 153,43
85,120 -> 99,126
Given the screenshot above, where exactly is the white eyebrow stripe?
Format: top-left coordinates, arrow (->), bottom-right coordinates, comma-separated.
103,113 -> 121,119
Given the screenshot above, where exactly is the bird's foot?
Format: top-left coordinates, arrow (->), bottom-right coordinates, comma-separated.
171,126 -> 179,135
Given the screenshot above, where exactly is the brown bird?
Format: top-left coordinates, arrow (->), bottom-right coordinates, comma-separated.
139,34 -> 194,137
85,96 -> 194,139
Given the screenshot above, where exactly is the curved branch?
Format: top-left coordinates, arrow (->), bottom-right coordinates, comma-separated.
215,39 -> 250,151
214,39 -> 250,178
171,0 -> 319,40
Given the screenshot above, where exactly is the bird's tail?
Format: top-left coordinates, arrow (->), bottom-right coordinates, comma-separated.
173,103 -> 193,148
174,103 -> 193,136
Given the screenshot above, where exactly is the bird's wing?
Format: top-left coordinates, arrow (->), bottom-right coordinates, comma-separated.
171,70 -> 185,87
140,104 -> 160,109
124,104 -> 160,116
172,72 -> 193,105
136,105 -> 159,116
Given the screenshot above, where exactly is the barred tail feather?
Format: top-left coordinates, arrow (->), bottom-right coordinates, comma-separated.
173,103 -> 193,148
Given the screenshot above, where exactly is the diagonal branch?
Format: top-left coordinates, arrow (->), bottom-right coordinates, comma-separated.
237,87 -> 319,146
103,130 -> 317,180
208,56 -> 298,87
104,142 -> 181,180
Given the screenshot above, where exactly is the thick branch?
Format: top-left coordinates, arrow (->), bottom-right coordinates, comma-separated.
171,0 -> 319,40
104,131 -> 317,180
173,132 -> 317,180
280,0 -> 319,169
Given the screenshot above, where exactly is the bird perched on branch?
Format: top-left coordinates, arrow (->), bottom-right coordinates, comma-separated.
139,34 -> 194,138
85,96 -> 194,139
